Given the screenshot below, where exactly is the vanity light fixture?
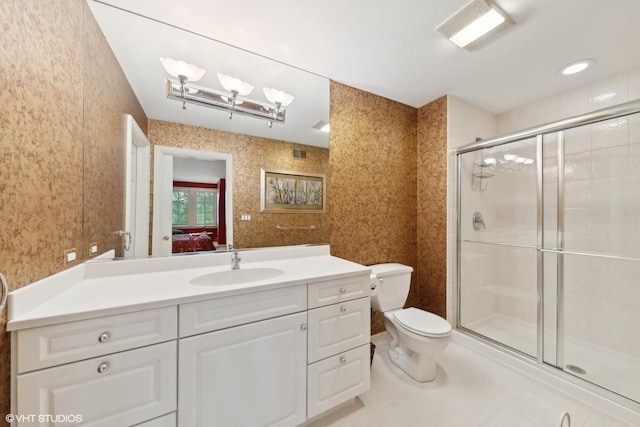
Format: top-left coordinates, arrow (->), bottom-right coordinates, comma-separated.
160,57 -> 206,109
162,58 -> 294,126
436,0 -> 514,49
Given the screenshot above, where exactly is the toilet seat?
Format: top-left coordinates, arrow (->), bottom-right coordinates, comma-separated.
392,308 -> 451,338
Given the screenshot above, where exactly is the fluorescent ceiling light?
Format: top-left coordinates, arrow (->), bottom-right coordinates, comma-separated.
313,120 -> 330,133
436,0 -> 513,49
559,59 -> 596,75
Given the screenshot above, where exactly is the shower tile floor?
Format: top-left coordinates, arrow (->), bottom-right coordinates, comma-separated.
306,331 -> 636,427
466,313 -> 640,404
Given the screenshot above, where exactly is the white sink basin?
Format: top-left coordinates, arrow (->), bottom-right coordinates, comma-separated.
190,268 -> 285,286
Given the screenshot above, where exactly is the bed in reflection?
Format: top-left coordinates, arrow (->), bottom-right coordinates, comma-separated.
172,229 -> 216,253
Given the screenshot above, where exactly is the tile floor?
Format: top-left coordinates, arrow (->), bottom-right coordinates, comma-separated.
307,333 -> 636,427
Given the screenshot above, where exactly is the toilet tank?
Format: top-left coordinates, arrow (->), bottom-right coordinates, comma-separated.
369,263 -> 413,312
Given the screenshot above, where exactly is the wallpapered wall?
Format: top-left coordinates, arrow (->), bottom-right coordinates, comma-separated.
417,97 -> 448,318
148,120 -> 330,249
328,82 -> 420,334
0,0 -> 146,422
83,5 -> 148,259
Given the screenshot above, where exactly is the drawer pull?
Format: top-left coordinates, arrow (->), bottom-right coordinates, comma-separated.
98,332 -> 111,343
340,306 -> 347,313
340,356 -> 346,364
300,324 -> 307,331
340,288 -> 346,294
97,362 -> 109,373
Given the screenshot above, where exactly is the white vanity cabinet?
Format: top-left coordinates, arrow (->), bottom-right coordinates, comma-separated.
307,276 -> 371,418
9,250 -> 372,427
14,307 -> 178,427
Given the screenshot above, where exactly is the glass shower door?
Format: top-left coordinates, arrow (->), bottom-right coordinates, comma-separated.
542,114 -> 640,403
458,137 -> 539,357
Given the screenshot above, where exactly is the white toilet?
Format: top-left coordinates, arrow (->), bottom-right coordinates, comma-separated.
370,263 -> 451,382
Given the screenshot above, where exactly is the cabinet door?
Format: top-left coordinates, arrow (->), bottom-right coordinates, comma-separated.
179,312 -> 307,427
17,341 -> 177,427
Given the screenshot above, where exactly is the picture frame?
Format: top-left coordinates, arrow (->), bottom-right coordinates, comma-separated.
260,168 -> 326,213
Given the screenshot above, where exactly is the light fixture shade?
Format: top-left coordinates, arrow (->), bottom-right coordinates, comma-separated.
160,57 -> 205,81
217,73 -> 254,96
263,87 -> 294,107
436,0 -> 513,49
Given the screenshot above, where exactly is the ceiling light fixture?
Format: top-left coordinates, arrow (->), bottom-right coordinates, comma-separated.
558,59 -> 596,76
161,57 -> 294,126
312,120 -> 330,133
436,0 -> 514,49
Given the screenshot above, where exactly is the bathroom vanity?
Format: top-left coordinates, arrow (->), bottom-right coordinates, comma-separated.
7,245 -> 371,427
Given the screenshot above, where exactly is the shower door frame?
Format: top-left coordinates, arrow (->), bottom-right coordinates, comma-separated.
454,98 -> 640,406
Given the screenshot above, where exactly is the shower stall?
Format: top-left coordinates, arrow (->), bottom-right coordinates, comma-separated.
456,100 -> 640,407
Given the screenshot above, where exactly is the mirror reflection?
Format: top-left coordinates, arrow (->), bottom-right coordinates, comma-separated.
83,0 -> 330,259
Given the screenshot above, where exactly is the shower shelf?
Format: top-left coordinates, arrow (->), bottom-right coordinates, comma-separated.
472,172 -> 494,179
472,162 -> 494,190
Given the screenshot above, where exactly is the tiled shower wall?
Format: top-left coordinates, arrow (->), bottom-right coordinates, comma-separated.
449,66 -> 640,358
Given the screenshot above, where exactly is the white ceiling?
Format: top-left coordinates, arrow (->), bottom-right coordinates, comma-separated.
91,0 -> 640,147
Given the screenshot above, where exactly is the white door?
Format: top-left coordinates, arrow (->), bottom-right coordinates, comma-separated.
178,312 -> 307,427
124,115 -> 150,258
17,341 -> 176,427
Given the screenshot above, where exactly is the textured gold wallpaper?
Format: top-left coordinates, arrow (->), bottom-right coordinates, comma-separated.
0,0 -> 147,420
148,120 -> 330,249
328,82 -> 418,334
0,0 -> 83,421
83,3 -> 148,259
417,97 -> 448,318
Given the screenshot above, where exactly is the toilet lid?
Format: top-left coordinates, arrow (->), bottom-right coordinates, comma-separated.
393,308 -> 451,337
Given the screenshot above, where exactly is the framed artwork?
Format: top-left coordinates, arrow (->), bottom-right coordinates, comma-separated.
260,168 -> 325,213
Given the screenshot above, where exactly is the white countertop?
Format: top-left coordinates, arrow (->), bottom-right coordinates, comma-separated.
7,245 -> 370,331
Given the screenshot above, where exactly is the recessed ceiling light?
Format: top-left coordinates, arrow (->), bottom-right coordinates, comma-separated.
312,120 -> 330,133
559,59 -> 596,76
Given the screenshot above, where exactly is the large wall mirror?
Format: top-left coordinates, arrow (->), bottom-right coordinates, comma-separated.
83,0 -> 330,259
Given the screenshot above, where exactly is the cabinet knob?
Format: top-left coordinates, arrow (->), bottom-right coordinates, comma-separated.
98,332 -> 110,343
340,306 -> 347,312
340,287 -> 346,294
340,356 -> 346,365
97,362 -> 109,373
300,324 -> 307,331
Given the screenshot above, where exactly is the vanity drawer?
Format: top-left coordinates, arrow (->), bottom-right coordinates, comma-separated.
307,275 -> 370,309
17,341 -> 177,427
307,297 -> 370,363
307,343 -> 371,419
179,285 -> 307,337
17,306 -> 177,373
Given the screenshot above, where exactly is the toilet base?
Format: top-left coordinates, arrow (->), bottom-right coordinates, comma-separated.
384,312 -> 450,382
387,346 -> 437,382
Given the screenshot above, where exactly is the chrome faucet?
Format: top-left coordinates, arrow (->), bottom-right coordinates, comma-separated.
231,251 -> 241,270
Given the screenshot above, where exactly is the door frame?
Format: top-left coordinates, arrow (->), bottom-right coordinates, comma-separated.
152,145 -> 233,255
